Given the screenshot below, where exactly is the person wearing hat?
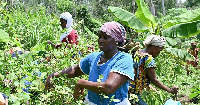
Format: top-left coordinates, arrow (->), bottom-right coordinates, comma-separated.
47,12 -> 79,48
186,42 -> 199,75
128,35 -> 179,105
45,22 -> 135,105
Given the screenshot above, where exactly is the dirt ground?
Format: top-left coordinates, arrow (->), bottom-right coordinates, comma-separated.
177,94 -> 199,105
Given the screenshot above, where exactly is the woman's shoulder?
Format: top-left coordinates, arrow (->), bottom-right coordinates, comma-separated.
134,50 -> 152,58
117,51 -> 133,60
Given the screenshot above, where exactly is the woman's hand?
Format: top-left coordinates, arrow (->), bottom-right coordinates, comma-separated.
44,74 -> 54,90
54,43 -> 62,49
169,86 -> 179,94
73,79 -> 85,100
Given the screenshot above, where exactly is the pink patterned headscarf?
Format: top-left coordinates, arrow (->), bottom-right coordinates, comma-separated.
100,22 -> 126,45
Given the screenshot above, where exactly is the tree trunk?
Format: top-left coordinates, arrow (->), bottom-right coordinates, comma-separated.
132,0 -> 135,13
150,0 -> 155,16
162,0 -> 165,16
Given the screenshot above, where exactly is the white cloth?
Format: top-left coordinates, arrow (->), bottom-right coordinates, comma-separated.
59,27 -> 73,42
143,35 -> 166,47
60,12 -> 73,29
83,94 -> 131,105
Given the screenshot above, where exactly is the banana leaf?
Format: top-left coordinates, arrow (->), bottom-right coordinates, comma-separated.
84,26 -> 98,39
164,8 -> 200,28
0,29 -> 11,43
165,37 -> 177,47
135,0 -> 157,29
165,48 -> 194,61
108,6 -> 148,32
162,20 -> 200,38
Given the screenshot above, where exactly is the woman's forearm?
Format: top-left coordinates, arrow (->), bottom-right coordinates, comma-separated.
151,78 -> 171,93
76,79 -> 115,95
50,65 -> 80,79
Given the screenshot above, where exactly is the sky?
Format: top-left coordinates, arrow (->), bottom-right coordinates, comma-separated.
179,0 -> 186,3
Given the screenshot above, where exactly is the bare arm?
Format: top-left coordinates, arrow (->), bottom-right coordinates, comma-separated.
73,72 -> 128,99
146,67 -> 178,94
45,64 -> 84,90
47,40 -> 62,49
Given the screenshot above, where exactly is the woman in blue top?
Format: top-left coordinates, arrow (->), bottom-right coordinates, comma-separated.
45,22 -> 135,105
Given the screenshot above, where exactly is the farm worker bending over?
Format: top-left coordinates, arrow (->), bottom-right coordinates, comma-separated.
45,22 -> 135,105
186,42 -> 199,75
128,35 -> 179,105
47,12 -> 79,48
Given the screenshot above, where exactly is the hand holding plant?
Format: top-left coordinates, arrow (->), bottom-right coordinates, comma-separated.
47,40 -> 62,49
44,74 -> 55,90
73,79 -> 85,100
169,86 -> 179,94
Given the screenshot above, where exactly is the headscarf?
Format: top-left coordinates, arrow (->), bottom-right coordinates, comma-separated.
100,22 -> 126,45
60,12 -> 73,29
143,35 -> 166,47
60,12 -> 73,42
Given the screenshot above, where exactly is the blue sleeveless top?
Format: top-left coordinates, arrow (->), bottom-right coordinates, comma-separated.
80,51 -> 135,105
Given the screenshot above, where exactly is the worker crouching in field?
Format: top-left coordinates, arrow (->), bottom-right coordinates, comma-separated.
47,12 -> 79,49
186,42 -> 199,75
45,22 -> 135,105
128,35 -> 179,105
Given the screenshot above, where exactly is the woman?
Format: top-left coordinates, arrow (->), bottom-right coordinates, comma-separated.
128,35 -> 179,105
47,12 -> 79,48
45,22 -> 135,105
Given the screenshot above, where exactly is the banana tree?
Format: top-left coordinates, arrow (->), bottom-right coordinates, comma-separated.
108,0 -> 200,60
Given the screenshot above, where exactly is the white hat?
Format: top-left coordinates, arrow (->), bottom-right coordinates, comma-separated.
60,12 -> 73,29
143,35 -> 166,47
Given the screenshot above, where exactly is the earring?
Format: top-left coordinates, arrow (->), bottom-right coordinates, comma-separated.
116,42 -> 118,45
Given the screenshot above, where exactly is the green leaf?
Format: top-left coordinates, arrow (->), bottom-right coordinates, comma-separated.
164,8 -> 200,28
165,37 -> 177,46
165,48 -> 194,60
108,6 -> 148,32
14,81 -> 19,86
0,29 -> 11,43
113,99 -> 120,102
84,26 -> 98,39
189,93 -> 198,99
135,0 -> 157,29
162,20 -> 200,38
9,94 -> 18,102
103,95 -> 109,98
31,41 -> 48,51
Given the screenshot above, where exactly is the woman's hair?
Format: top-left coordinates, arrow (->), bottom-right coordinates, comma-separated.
100,22 -> 126,46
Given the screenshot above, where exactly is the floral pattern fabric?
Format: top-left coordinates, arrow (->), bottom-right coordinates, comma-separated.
129,51 -> 156,94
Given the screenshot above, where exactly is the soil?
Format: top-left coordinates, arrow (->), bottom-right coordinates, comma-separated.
177,94 -> 199,105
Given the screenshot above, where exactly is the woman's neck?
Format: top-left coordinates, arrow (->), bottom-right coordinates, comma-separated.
102,48 -> 119,60
140,48 -> 152,56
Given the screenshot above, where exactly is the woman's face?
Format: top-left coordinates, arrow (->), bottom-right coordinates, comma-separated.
98,31 -> 117,52
60,18 -> 67,29
152,46 -> 164,57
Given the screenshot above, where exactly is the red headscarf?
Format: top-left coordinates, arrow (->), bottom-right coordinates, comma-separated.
100,22 -> 126,45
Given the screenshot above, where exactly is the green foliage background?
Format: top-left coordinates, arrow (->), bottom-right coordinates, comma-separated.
0,0 -> 200,105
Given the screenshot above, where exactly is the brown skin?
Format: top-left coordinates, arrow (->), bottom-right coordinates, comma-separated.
139,44 -> 179,94
186,42 -> 199,75
45,31 -> 128,100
